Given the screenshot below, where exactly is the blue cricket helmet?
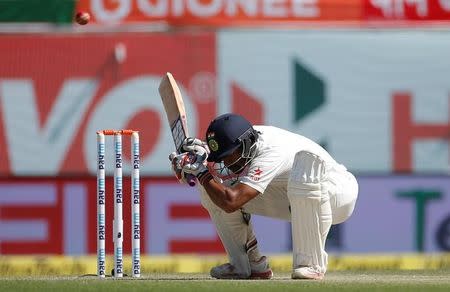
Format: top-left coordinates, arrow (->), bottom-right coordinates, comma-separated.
205,113 -> 258,163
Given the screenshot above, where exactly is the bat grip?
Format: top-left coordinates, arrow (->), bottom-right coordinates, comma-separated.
186,174 -> 196,187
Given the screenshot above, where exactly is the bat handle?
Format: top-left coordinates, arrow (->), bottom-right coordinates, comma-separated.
186,174 -> 196,187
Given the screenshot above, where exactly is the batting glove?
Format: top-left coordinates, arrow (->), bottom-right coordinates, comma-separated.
180,147 -> 208,178
181,144 -> 214,185
182,137 -> 210,156
169,151 -> 191,184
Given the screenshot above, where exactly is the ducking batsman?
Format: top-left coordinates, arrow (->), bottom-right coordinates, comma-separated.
170,113 -> 358,280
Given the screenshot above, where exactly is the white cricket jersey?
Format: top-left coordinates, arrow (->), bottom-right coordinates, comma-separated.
235,126 -> 337,219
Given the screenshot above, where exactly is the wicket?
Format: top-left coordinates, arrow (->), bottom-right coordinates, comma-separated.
96,129 -> 140,278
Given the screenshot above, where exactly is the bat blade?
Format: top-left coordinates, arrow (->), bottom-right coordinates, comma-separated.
158,72 -> 196,186
159,72 -> 189,151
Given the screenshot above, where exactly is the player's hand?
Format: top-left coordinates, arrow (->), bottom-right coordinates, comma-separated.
182,137 -> 210,156
181,160 -> 208,179
181,150 -> 208,178
169,151 -> 190,184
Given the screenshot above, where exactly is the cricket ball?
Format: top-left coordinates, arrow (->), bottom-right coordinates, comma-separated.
75,12 -> 90,25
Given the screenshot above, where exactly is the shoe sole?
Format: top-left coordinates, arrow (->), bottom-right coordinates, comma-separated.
249,270 -> 273,280
291,272 -> 324,280
210,274 -> 248,280
210,270 -> 273,280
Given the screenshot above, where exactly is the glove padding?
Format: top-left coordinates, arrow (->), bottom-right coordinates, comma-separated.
169,152 -> 188,183
169,149 -> 208,183
180,144 -> 208,178
169,152 -> 197,184
169,137 -> 210,185
182,137 -> 210,157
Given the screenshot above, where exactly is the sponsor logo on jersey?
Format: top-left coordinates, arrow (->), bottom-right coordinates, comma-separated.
250,167 -> 263,181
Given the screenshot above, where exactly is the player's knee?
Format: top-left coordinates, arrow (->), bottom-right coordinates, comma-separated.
287,151 -> 327,200
291,151 -> 327,184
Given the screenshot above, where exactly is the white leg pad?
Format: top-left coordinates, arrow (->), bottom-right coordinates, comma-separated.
287,151 -> 332,273
200,187 -> 261,277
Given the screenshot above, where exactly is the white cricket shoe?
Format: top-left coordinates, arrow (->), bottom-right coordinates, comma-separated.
210,256 -> 273,280
291,266 -> 324,280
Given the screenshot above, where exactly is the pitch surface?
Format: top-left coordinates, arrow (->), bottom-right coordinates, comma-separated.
1,270 -> 450,291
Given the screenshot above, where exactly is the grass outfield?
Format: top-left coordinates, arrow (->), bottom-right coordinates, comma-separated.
1,270 -> 450,292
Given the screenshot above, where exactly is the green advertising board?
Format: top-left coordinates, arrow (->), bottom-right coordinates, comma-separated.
0,0 -> 76,23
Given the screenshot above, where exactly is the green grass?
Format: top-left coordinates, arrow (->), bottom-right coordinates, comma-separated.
1,270 -> 450,291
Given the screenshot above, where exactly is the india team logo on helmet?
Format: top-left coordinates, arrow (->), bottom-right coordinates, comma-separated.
208,139 -> 219,152
207,132 -> 219,152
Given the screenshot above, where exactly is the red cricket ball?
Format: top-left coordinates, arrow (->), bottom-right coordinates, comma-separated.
75,12 -> 90,25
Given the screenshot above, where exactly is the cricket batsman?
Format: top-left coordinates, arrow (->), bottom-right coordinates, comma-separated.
170,113 -> 358,280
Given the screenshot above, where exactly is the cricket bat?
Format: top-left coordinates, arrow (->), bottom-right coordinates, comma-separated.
158,72 -> 196,186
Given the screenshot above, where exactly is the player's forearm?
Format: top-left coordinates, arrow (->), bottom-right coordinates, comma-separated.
201,177 -> 241,213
